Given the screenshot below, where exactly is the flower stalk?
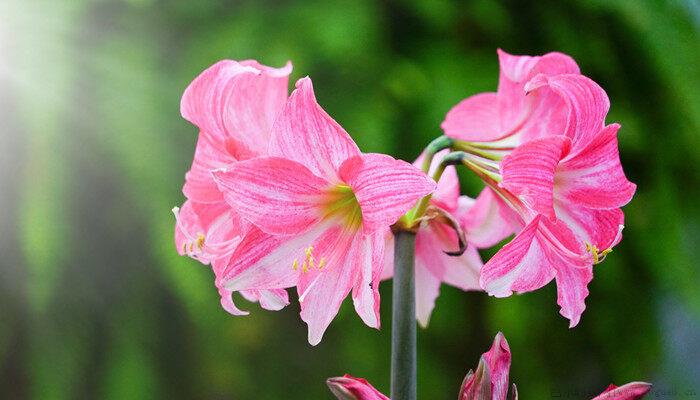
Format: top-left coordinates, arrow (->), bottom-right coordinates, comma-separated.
391,230 -> 417,400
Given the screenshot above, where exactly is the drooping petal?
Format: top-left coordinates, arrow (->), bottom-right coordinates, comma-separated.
554,260 -> 593,328
590,382 -> 652,400
240,288 -> 290,311
441,92 -> 503,141
181,60 -> 292,153
352,230 -> 386,330
525,73 -> 610,154
218,287 -> 250,316
461,190 -> 521,248
414,262 -> 442,328
501,135 -> 571,220
480,215 -> 557,297
338,153 -> 436,234
327,375 -> 390,400
269,77 -> 361,180
557,124 -> 637,209
297,226 -> 362,345
212,156 -> 330,236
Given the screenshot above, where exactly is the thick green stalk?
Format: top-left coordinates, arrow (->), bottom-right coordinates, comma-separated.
391,231 -> 417,400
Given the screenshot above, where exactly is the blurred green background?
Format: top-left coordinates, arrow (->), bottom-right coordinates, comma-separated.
1,0 -> 699,399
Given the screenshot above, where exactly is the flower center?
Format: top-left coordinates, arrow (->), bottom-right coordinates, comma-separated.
321,184 -> 363,230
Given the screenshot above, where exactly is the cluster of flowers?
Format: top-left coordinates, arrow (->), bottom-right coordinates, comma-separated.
327,333 -> 652,400
173,50 -> 636,345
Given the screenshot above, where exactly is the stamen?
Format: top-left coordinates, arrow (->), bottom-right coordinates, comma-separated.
292,259 -> 299,271
319,258 -> 326,270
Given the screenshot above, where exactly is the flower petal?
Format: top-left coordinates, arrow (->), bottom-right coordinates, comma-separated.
182,134 -> 233,203
269,77 -> 361,180
414,262 -> 442,328
496,49 -> 578,140
352,230 -> 386,330
501,135 -> 571,220
461,190 -> 521,248
525,73 -> 610,154
297,226 -> 360,345
591,382 -> 652,400
220,226 -> 329,292
557,124 -> 636,209
441,92 -> 503,141
181,60 -> 291,154
480,215 -> 557,297
555,203 -> 625,251
554,261 -> 593,328
240,288 -> 290,311
213,156 -> 329,235
174,200 -> 246,264
339,153 -> 436,234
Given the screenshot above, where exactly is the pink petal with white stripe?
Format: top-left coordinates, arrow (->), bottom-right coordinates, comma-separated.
557,124 -> 636,209
461,189 -> 521,248
213,156 -> 330,236
525,73 -> 609,154
480,215 -> 557,297
501,135 -> 571,220
296,226 -> 370,345
269,77 -> 361,180
338,153 -> 436,234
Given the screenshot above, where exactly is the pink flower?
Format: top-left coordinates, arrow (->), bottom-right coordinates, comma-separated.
328,332 -> 651,399
212,77 -> 436,345
440,50 -> 636,327
327,375 -> 389,400
174,59 -> 293,314
482,78 -> 635,326
382,151 -> 483,327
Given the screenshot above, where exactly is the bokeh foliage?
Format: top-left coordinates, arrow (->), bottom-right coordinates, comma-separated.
0,0 -> 698,399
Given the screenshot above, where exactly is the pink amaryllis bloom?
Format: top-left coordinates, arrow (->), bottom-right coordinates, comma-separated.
174,59 -> 292,314
382,151 -> 483,327
440,49 -> 635,326
328,332 -> 651,400
212,77 -> 436,345
480,75 -> 636,327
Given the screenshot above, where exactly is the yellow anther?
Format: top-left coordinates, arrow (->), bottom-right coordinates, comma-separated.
189,242 -> 195,253
586,241 -> 614,265
309,257 -> 315,270
302,261 -> 309,273
292,259 -> 299,271
181,242 -> 188,254
305,246 -> 313,256
319,258 -> 326,270
196,233 -> 205,250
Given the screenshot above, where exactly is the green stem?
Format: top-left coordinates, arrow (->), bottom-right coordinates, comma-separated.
391,231 -> 417,400
420,135 -> 453,173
